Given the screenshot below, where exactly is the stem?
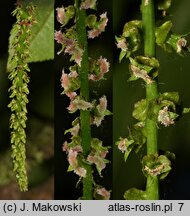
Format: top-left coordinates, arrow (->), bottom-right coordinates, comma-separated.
75,0 -> 93,200
142,0 -> 159,199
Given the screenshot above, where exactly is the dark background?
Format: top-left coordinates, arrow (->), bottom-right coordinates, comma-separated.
113,0 -> 190,199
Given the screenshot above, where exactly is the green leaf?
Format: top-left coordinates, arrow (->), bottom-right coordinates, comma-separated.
133,99 -> 148,121
159,92 -> 179,104
28,0 -> 54,62
156,21 -> 172,45
156,0 -> 172,10
124,188 -> 148,200
119,50 -> 127,62
67,165 -> 74,172
183,108 -> 190,114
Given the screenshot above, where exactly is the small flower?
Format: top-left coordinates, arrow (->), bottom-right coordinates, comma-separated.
74,167 -> 87,177
65,92 -> 77,100
68,149 -> 78,167
88,12 -> 108,39
68,123 -> 80,136
95,187 -> 110,200
158,106 -> 175,127
56,7 -> 66,25
54,30 -> 64,44
60,69 -> 80,94
61,70 -> 70,91
116,37 -> 128,51
63,142 -> 83,153
117,138 -> 127,153
73,47 -> 83,67
130,64 -> 153,84
87,154 -> 106,174
80,0 -> 97,10
144,164 -> 165,176
67,97 -> 93,113
67,101 -> 77,113
89,57 -> 110,81
93,96 -> 111,127
98,56 -> 110,75
62,141 -> 69,152
177,38 -> 187,53
60,35 -> 84,66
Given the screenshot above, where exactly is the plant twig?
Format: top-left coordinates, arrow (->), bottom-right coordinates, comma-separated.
75,0 -> 93,200
142,0 -> 159,200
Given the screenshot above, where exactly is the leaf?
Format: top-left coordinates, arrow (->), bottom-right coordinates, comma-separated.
156,21 -> 172,45
133,99 -> 148,121
119,50 -> 126,62
159,92 -> 179,104
124,188 -> 148,200
28,0 -> 54,62
156,0 -> 172,10
183,108 -> 190,114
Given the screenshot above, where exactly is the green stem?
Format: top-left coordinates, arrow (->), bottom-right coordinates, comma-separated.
142,0 -> 159,199
75,0 -> 93,200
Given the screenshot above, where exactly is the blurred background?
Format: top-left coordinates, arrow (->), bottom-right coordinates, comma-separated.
113,0 -> 190,199
0,1 -> 54,199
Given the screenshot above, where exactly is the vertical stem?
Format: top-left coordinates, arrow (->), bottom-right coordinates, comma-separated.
142,0 -> 159,199
75,0 -> 93,199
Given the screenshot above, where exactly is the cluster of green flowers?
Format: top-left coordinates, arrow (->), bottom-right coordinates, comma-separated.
8,1 -> 36,191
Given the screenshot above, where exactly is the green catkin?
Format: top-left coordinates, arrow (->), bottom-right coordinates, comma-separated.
8,2 -> 35,191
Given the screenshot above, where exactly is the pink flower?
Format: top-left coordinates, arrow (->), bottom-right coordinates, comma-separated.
88,12 -> 108,39
98,95 -> 107,112
117,138 -> 127,153
69,123 -> 80,136
87,154 -> 106,174
73,47 -> 83,67
54,31 -> 64,44
99,12 -> 108,31
67,101 -> 77,113
80,0 -> 97,9
61,70 -> 70,91
89,57 -> 110,81
65,92 -> 77,100
98,56 -> 110,75
116,37 -> 128,51
60,70 -> 79,95
177,38 -> 187,53
96,187 -> 110,200
69,71 -> 78,78
72,145 -> 83,153
158,106 -> 175,127
56,7 -> 66,25
74,167 -> 87,177
64,38 -> 76,55
68,149 -> 78,167
93,96 -> 109,126
62,141 -> 68,152
100,150 -> 108,158
68,97 -> 93,113
130,64 -> 152,84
